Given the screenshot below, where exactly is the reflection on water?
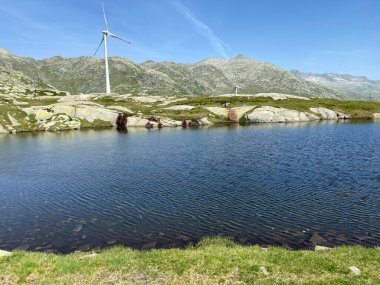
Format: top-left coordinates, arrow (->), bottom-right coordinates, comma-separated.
0,121 -> 379,253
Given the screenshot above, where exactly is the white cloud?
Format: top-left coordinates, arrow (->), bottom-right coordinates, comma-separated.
172,0 -> 229,59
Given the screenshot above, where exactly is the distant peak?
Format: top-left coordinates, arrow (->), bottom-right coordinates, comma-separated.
0,48 -> 12,55
233,54 -> 249,60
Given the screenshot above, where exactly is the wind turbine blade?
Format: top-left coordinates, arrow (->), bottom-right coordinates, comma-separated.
109,32 -> 131,44
94,37 -> 104,56
102,2 -> 109,30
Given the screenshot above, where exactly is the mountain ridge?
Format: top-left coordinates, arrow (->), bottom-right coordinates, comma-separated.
0,47 -> 375,100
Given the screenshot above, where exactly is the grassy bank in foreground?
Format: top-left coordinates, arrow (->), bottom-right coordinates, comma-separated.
1,238 -> 379,284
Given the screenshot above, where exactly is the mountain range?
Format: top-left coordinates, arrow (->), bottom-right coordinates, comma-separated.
0,48 -> 378,101
291,70 -> 380,101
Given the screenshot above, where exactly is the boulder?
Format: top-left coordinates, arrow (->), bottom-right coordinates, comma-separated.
200,117 -> 214,125
248,106 -> 319,123
309,107 -> 350,120
206,106 -> 256,121
126,116 -> 150,127
373,113 -> 380,120
0,124 -> 8,134
66,119 -> 81,130
315,245 -> 331,251
145,121 -> 160,129
74,106 -> 119,126
160,118 -> 182,127
228,106 -> 256,121
308,233 -> 327,246
0,249 -> 12,257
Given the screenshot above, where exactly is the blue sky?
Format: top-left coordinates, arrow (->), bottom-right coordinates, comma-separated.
1,0 -> 379,79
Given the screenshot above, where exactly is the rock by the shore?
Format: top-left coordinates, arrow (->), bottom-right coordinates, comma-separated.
206,106 -> 256,121
0,249 -> 12,257
309,107 -> 350,120
7,113 -> 21,126
247,106 -> 319,123
160,118 -> 183,127
126,116 -> 150,128
309,233 -> 328,246
74,106 -> 119,126
373,113 -> 380,120
200,117 -> 214,125
228,106 -> 256,121
315,245 -> 331,251
0,124 -> 8,134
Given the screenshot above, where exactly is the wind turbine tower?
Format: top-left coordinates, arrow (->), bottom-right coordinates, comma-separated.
233,74 -> 243,96
94,2 -> 131,94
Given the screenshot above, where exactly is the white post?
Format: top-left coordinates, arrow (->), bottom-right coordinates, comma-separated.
103,34 -> 111,94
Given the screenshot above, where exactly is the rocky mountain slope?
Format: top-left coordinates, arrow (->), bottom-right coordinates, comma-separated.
292,70 -> 380,101
1,48 -> 344,99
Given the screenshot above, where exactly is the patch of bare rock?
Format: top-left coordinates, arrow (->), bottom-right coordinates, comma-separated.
205,106 -> 256,122
309,107 -> 350,120
247,106 -> 319,123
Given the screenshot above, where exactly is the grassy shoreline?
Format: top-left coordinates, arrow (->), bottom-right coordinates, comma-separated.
1,237 -> 379,284
1,95 -> 380,135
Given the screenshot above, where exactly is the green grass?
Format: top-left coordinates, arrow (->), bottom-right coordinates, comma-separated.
1,238 -> 379,284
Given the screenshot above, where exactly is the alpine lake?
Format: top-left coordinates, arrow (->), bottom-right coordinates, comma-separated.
0,120 -> 379,253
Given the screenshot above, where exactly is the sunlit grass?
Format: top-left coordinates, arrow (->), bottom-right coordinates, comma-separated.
1,237 -> 379,284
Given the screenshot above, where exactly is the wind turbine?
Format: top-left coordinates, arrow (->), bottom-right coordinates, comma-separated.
233,74 -> 243,96
94,2 -> 131,94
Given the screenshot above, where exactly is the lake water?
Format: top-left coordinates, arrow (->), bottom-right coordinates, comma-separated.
0,121 -> 379,253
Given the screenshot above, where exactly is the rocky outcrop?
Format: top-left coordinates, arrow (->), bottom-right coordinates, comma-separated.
206,106 -> 256,121
0,124 -> 8,134
373,113 -> 380,120
7,113 -> 21,126
126,116 -> 150,127
247,106 -> 319,123
160,118 -> 183,127
228,106 -> 256,121
309,107 -> 350,120
74,106 -> 118,125
24,104 -> 119,126
182,118 -> 213,127
199,117 -> 214,125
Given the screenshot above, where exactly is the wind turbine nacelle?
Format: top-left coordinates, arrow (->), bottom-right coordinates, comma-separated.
102,30 -> 109,35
